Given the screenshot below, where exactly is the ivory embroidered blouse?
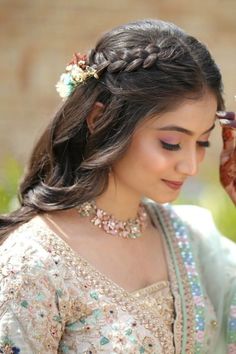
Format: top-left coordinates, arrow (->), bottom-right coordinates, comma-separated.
0,201 -> 235,353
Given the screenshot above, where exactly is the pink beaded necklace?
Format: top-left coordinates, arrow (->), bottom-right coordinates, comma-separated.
76,200 -> 148,239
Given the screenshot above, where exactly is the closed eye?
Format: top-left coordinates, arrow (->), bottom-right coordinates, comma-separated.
197,141 -> 211,148
160,140 -> 211,151
160,141 -> 180,151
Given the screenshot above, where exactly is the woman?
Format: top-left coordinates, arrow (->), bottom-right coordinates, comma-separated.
0,19 -> 235,354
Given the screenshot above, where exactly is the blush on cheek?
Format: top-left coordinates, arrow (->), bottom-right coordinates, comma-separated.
198,149 -> 206,163
137,140 -> 169,172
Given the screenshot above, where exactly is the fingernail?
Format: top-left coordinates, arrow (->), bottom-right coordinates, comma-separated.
219,119 -> 230,125
219,119 -> 236,128
228,120 -> 236,128
225,112 -> 235,120
216,111 -> 235,120
216,111 -> 226,117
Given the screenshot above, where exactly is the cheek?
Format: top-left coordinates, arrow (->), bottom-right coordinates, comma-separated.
126,138 -> 170,174
198,149 -> 207,163
140,143 -> 169,171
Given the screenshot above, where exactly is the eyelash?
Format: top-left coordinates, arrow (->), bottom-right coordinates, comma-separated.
160,140 -> 211,151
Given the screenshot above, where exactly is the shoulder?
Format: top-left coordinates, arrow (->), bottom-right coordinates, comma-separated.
0,218 -> 72,352
170,204 -> 236,254
0,216 -> 57,270
146,199 -> 216,235
146,199 -> 234,251
0,217 -> 66,306
171,204 -> 220,237
154,201 -> 236,274
150,200 -> 221,239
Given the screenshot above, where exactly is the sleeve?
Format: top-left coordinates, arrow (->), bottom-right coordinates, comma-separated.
0,232 -> 68,354
173,204 -> 236,354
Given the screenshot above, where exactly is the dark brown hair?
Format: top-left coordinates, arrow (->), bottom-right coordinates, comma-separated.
0,19 -> 225,242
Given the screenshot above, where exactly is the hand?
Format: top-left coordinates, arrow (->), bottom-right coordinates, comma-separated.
216,111 -> 236,206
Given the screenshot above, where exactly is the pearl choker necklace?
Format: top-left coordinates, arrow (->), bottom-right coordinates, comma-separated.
76,200 -> 148,239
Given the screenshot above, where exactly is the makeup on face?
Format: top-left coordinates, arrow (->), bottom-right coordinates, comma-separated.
157,128 -> 212,152
161,179 -> 184,190
156,123 -> 215,136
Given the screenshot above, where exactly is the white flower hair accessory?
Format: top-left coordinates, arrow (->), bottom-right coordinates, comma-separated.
56,52 -> 98,99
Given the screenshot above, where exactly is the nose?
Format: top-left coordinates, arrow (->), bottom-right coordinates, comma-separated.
176,150 -> 199,177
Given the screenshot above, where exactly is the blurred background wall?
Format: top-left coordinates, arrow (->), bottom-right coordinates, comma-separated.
0,0 -> 235,237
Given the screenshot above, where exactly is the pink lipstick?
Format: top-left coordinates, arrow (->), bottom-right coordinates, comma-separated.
162,179 -> 183,190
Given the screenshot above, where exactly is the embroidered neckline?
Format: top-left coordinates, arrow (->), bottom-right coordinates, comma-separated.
131,280 -> 170,295
25,202 -> 176,353
36,212 -> 169,295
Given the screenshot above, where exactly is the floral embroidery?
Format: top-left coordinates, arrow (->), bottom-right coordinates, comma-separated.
168,206 -> 206,353
100,336 -> 110,345
141,336 -> 156,353
0,205 -> 233,354
103,304 -> 119,322
90,291 -> 99,301
227,292 -> 236,353
83,344 -> 97,353
0,336 -> 20,354
106,321 -> 138,352
36,216 -> 174,353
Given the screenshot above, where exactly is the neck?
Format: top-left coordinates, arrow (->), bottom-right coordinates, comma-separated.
95,176 -> 142,220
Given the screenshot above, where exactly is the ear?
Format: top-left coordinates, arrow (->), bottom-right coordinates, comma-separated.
86,102 -> 105,134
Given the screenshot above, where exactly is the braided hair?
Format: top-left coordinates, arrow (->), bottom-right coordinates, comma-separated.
0,19 -> 225,240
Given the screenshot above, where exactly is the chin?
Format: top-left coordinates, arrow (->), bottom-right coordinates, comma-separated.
145,192 -> 179,205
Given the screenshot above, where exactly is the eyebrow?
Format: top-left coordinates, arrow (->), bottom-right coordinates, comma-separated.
156,123 -> 215,136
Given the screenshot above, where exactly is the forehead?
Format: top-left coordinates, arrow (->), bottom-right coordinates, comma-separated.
143,92 -> 217,133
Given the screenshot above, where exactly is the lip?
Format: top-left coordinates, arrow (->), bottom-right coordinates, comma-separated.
161,179 -> 184,190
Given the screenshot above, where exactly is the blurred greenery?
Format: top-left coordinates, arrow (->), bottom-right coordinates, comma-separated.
175,191 -> 236,242
0,156 -> 235,242
0,157 -> 23,214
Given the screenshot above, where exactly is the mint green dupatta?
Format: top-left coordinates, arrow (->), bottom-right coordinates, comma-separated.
146,201 -> 236,354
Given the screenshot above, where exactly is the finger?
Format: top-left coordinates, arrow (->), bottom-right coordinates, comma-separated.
219,119 -> 236,129
221,125 -> 236,151
216,111 -> 236,120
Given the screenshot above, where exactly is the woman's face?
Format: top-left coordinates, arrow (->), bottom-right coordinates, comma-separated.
111,91 -> 217,204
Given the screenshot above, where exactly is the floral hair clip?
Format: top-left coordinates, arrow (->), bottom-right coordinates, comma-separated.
56,52 -> 98,99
